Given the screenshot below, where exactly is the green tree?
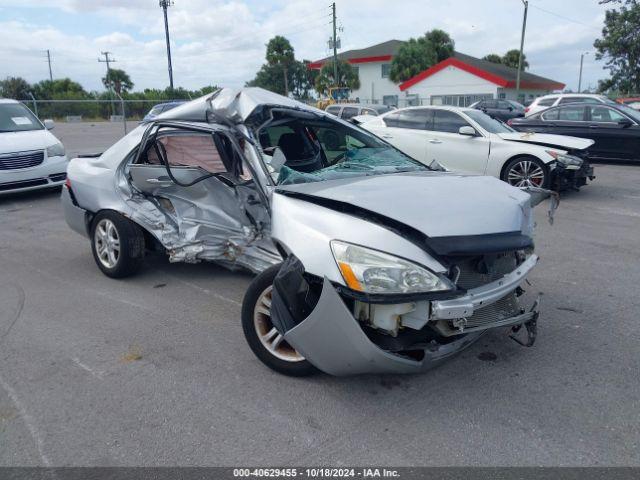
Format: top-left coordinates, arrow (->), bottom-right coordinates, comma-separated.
32,78 -> 87,99
290,60 -> 318,100
594,0 -> 640,93
501,49 -> 529,70
482,53 -> 503,64
246,63 -> 287,95
314,59 -> 360,95
424,29 -> 456,63
265,36 -> 295,96
0,76 -> 31,99
102,68 -> 134,95
388,30 -> 457,83
389,38 -> 436,83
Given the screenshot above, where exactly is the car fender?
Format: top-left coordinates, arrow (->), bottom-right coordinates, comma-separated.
486,137 -> 558,178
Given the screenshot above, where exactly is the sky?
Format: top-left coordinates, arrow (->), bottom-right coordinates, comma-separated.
0,0 -> 612,94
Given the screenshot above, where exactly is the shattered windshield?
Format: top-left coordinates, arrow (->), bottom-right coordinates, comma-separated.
258,115 -> 428,185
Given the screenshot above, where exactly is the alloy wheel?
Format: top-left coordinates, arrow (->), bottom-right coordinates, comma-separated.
94,219 -> 120,269
507,160 -> 546,188
253,286 -> 305,362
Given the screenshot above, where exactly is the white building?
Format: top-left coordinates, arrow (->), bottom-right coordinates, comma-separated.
309,40 -> 565,107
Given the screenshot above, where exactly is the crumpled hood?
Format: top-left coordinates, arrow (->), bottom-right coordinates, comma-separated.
0,129 -> 57,155
275,171 -> 534,238
497,132 -> 594,151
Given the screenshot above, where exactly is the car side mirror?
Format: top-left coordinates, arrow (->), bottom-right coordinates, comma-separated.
508,106 -> 514,111
44,119 -> 55,130
618,118 -> 633,128
458,126 -> 478,136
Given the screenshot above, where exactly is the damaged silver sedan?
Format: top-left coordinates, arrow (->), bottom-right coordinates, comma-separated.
62,88 -> 553,376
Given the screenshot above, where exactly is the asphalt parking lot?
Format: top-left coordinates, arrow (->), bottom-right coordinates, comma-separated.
0,122 -> 639,467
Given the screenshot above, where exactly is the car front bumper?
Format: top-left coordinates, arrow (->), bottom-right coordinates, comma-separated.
552,160 -> 595,191
273,255 -> 539,376
0,155 -> 68,195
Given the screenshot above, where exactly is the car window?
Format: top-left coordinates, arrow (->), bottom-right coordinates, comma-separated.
484,100 -> 498,109
361,108 -> 377,116
148,105 -> 164,116
589,106 -> 626,123
431,110 -> 470,133
382,111 -> 401,127
145,133 -> 228,174
508,100 -> 525,111
559,97 -> 601,105
395,109 -> 432,130
537,97 -> 557,107
557,106 -> 587,121
325,106 -> 341,116
540,108 -> 559,121
341,107 -> 359,120
0,103 -> 43,132
465,109 -> 513,133
498,100 -> 511,109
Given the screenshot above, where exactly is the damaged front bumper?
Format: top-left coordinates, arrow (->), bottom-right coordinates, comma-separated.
271,255 -> 540,376
552,159 -> 595,191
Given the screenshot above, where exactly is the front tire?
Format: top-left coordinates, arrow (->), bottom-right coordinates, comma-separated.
502,156 -> 549,188
241,264 -> 317,377
90,211 -> 145,278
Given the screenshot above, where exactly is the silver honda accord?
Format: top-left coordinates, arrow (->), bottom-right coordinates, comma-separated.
62,87 -> 553,376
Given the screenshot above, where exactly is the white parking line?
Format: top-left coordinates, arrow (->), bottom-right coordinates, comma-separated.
0,373 -> 52,466
71,357 -> 104,379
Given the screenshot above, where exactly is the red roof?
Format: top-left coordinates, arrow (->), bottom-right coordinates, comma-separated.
399,56 -> 565,91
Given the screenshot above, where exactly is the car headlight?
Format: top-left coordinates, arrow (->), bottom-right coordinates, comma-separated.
330,240 -> 453,294
545,150 -> 582,167
46,142 -> 65,157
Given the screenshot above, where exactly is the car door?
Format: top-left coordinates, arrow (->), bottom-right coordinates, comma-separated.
426,110 -> 490,174
128,123 -> 271,263
370,109 -> 433,162
539,105 -> 589,138
480,100 -> 501,120
586,105 -> 640,161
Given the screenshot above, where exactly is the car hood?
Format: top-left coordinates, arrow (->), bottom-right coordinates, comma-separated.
0,129 -> 57,154
275,171 -> 534,239
497,132 -> 594,150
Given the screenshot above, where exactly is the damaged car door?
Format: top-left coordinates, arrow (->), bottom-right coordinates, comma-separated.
128,122 -> 275,271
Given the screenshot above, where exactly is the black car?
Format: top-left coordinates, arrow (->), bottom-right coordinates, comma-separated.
470,99 -> 525,122
509,103 -> 640,163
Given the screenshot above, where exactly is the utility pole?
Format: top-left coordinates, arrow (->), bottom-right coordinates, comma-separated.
578,51 -> 589,92
99,51 -> 116,116
515,0 -> 528,102
159,0 -> 174,91
332,2 -> 338,86
46,50 -> 53,81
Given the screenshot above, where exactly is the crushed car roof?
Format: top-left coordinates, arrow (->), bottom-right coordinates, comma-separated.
156,87 -> 324,124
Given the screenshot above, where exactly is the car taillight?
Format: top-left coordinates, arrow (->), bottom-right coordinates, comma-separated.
65,178 -> 72,189
524,107 -> 530,113
506,118 -> 513,126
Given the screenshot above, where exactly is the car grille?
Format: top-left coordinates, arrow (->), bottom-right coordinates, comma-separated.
0,150 -> 45,170
462,293 -> 521,328
450,253 -> 518,290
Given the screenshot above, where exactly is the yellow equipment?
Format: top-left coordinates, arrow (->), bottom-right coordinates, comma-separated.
316,87 -> 351,110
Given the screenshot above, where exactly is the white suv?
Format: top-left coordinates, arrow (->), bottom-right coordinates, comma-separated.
525,94 -> 616,117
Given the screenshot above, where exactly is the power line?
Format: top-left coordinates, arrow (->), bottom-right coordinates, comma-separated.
530,3 -> 589,26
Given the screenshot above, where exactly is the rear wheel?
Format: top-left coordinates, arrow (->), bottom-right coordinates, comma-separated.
241,264 -> 317,377
91,211 -> 145,278
502,156 -> 549,188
